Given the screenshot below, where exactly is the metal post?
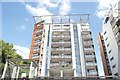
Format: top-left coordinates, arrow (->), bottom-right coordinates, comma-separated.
1,61 -> 8,78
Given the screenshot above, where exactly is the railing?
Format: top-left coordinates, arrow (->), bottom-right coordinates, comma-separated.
51,48 -> 71,51
50,63 -> 72,69
52,35 -> 70,37
33,49 -> 40,52
36,36 -> 42,39
85,55 -> 95,58
87,71 -> 98,75
36,29 -> 43,33
82,35 -> 92,38
86,63 -> 97,66
51,55 -> 72,58
83,41 -> 93,45
34,41 -> 41,44
52,42 -> 71,44
84,48 -> 94,50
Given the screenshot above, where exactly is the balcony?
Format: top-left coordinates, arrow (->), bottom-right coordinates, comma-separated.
52,31 -> 70,35
36,36 -> 42,40
115,33 -> 120,43
51,57 -> 72,62
36,29 -> 43,33
85,57 -> 95,61
52,41 -> 71,45
33,48 -> 40,52
86,63 -> 97,66
51,55 -> 72,59
113,26 -> 119,35
50,63 -> 72,69
86,66 -> 97,69
83,41 -> 93,46
82,35 -> 92,39
85,55 -> 95,58
52,35 -> 71,40
32,55 -> 40,59
84,48 -> 94,53
51,48 -> 71,52
87,71 -> 98,76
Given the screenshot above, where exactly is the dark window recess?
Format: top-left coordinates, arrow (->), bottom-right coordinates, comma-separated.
114,73 -> 118,76
104,17 -> 109,24
107,43 -> 110,47
105,37 -> 108,41
112,64 -> 116,69
109,50 -> 111,54
110,57 -> 114,61
104,31 -> 106,35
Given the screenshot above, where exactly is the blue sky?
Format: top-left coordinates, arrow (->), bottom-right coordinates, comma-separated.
2,1 -> 113,76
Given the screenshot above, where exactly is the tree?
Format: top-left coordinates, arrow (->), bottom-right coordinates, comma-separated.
0,40 -> 22,74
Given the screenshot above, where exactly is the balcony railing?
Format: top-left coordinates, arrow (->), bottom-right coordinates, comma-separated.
52,35 -> 70,38
52,42 -> 71,44
36,36 -> 42,39
85,55 -> 95,58
50,63 -> 72,69
87,71 -> 98,75
51,55 -> 72,58
86,63 -> 97,66
83,41 -> 93,45
33,48 -> 40,52
51,48 -> 71,51
36,29 -> 43,33
82,35 -> 92,39
84,48 -> 94,51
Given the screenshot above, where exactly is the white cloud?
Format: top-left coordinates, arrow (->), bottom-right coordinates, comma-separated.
37,0 -> 58,8
96,0 -> 119,18
25,0 -> 71,23
16,25 -> 26,31
13,45 -> 30,59
25,0 -> 71,16
59,0 -> 71,15
26,4 -> 52,16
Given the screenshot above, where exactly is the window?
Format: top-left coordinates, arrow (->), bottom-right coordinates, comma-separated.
105,37 -> 108,41
108,50 -> 111,54
114,73 -> 118,76
112,64 -> 116,69
110,57 -> 114,61
107,43 -> 110,47
104,31 -> 106,35
104,17 -> 109,24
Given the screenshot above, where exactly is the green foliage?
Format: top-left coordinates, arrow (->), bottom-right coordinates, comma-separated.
0,40 -> 22,72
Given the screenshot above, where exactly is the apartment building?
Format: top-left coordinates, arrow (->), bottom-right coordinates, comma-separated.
30,14 -> 98,77
98,3 -> 120,76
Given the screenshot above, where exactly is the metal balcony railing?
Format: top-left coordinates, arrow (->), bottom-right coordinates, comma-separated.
84,48 -> 94,50
52,35 -> 70,37
85,55 -> 95,58
51,48 -> 71,51
51,55 -> 72,58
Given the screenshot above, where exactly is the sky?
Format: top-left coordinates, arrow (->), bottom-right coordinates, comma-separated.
1,0 -> 119,76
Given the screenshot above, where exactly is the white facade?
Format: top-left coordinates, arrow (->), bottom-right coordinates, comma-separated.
101,10 -> 120,76
39,22 -> 98,77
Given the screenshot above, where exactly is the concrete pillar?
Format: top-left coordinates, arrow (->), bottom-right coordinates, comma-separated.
60,70 -> 63,77
1,61 -> 8,78
16,67 -> 20,78
29,61 -> 33,78
70,24 -> 76,77
48,70 -> 50,77
11,66 -> 17,78
34,67 -> 38,77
